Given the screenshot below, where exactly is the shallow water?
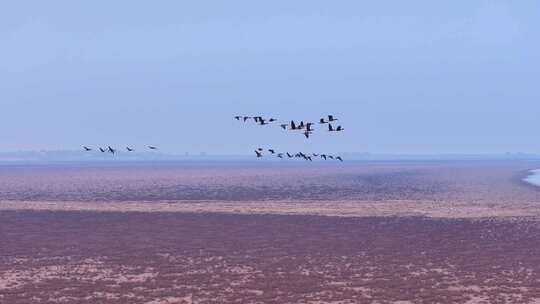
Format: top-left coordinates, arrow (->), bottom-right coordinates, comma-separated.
524,169 -> 540,186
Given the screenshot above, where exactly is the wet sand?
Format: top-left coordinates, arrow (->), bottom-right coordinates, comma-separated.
3,199 -> 540,219
2,160 -> 540,303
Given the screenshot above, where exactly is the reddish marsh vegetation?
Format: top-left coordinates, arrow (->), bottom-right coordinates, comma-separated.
2,211 -> 540,303
2,160 -> 540,303
0,160 -> 539,203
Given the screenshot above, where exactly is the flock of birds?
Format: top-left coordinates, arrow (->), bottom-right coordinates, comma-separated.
255,148 -> 343,162
82,146 -> 158,154
235,114 -> 345,161
81,115 -> 344,162
235,114 -> 344,139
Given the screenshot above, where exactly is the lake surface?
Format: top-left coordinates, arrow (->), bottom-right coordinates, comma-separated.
524,169 -> 540,187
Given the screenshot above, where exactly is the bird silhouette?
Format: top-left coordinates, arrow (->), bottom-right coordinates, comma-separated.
328,115 -> 338,122
257,148 -> 264,151
319,118 -> 327,124
277,153 -> 284,158
336,126 -> 344,132
298,152 -> 309,160
303,131 -> 312,138
268,149 -> 276,154
148,146 -> 158,150
234,116 -> 242,121
126,147 -> 134,152
107,146 -> 116,154
290,121 -> 297,130
83,146 -> 92,151
321,154 -> 327,160
306,123 -> 314,132
99,147 -> 106,153
287,152 -> 294,158
328,124 -> 335,132
280,124 -> 288,130
328,155 -> 335,160
243,116 -> 251,122
336,156 -> 343,162
298,121 -> 305,129
268,118 -> 277,122
255,150 -> 263,158
253,116 -> 263,123
258,119 -> 269,125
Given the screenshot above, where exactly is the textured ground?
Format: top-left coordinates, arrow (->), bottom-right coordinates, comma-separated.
3,212 -> 540,304
2,160 -> 540,303
2,160 -> 540,218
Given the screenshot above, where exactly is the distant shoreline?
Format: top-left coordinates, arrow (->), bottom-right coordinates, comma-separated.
2,151 -> 540,163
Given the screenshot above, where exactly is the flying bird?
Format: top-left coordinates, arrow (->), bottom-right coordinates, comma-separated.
328,124 -> 335,132
303,131 -> 312,139
321,154 -> 327,160
107,146 -> 116,154
83,146 -> 92,151
268,149 -> 276,154
277,153 -> 284,158
268,118 -> 277,122
336,126 -> 344,132
319,118 -> 327,124
99,147 -> 106,153
126,147 -> 134,152
257,148 -> 264,151
328,155 -> 335,160
234,116 -> 242,121
255,150 -> 263,158
243,116 -> 251,122
290,121 -> 297,130
148,146 -> 158,150
336,156 -> 343,162
328,115 -> 338,122
286,152 -> 294,158
280,124 -> 288,130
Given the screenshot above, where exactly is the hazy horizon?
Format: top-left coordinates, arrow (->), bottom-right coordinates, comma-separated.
1,1 -> 539,154
2,149 -> 540,163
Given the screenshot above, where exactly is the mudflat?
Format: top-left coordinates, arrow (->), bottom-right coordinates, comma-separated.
2,160 -> 540,303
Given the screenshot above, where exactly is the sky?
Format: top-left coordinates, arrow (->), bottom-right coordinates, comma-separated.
0,1 -> 539,154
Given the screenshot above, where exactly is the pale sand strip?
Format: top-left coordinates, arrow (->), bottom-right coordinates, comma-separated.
2,200 -> 540,219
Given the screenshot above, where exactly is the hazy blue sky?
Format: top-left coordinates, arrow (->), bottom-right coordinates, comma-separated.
1,1 -> 538,154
